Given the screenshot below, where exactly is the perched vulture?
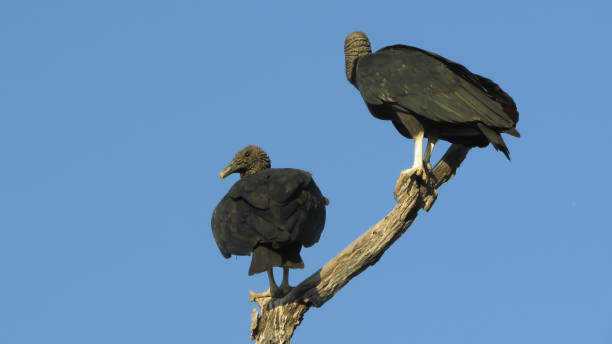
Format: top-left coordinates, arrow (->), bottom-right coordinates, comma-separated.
344,32 -> 520,198
211,145 -> 327,298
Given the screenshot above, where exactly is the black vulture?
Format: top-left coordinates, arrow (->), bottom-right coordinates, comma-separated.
211,145 -> 327,298
344,32 -> 520,199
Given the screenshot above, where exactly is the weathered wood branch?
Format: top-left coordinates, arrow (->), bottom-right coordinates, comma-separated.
249,144 -> 471,344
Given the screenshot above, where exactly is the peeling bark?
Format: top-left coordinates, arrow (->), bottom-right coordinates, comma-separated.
249,144 -> 471,344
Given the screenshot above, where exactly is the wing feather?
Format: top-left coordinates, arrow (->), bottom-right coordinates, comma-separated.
211,169 -> 326,258
355,46 -> 517,129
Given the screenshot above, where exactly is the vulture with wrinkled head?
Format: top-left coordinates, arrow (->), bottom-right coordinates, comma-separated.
344,32 -> 520,199
211,145 -> 327,298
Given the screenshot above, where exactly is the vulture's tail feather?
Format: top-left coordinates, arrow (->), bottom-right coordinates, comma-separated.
477,123 -> 510,160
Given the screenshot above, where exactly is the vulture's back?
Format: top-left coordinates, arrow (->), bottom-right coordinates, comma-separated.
211,168 -> 326,259
355,45 -> 518,129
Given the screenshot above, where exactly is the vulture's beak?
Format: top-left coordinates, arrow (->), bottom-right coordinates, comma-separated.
220,160 -> 241,179
219,164 -> 234,179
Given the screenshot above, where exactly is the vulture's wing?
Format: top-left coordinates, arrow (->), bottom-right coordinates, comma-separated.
212,193 -> 268,258
211,169 -> 326,258
355,45 -> 518,129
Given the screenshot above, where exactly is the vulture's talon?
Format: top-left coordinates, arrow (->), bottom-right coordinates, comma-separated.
279,284 -> 293,297
394,167 -> 424,200
394,165 -> 438,202
269,284 -> 285,298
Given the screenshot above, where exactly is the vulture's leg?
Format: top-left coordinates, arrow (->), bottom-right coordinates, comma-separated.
394,113 -> 436,200
394,131 -> 426,199
267,268 -> 283,297
248,268 -> 281,301
423,137 -> 439,168
279,267 -> 293,296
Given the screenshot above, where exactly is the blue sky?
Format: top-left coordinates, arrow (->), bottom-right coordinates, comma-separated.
1,1 -> 611,343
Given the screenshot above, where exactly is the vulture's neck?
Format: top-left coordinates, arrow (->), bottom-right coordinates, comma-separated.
240,157 -> 271,178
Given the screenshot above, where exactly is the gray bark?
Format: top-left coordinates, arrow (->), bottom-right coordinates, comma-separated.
249,144 -> 471,344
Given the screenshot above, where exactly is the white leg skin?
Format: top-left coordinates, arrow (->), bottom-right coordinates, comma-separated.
413,131 -> 424,169
423,137 -> 438,165
394,131 -> 429,200
401,131 -> 425,176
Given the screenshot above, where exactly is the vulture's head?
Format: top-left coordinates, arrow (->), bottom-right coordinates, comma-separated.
344,31 -> 372,84
220,145 -> 271,179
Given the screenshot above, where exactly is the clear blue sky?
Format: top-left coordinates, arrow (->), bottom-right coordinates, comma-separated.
2,1 -> 611,343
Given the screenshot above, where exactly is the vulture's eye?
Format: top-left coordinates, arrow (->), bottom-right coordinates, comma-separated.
245,151 -> 251,157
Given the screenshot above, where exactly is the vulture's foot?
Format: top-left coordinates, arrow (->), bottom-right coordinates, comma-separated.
394,165 -> 438,208
279,284 -> 293,297
394,166 -> 428,200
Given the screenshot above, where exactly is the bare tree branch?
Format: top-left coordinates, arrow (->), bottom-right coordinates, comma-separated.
249,144 -> 471,344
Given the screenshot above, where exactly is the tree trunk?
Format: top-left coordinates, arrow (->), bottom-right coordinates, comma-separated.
249,144 -> 471,344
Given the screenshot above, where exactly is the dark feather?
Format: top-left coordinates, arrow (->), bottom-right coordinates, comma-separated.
212,168 -> 326,275
351,42 -> 519,156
